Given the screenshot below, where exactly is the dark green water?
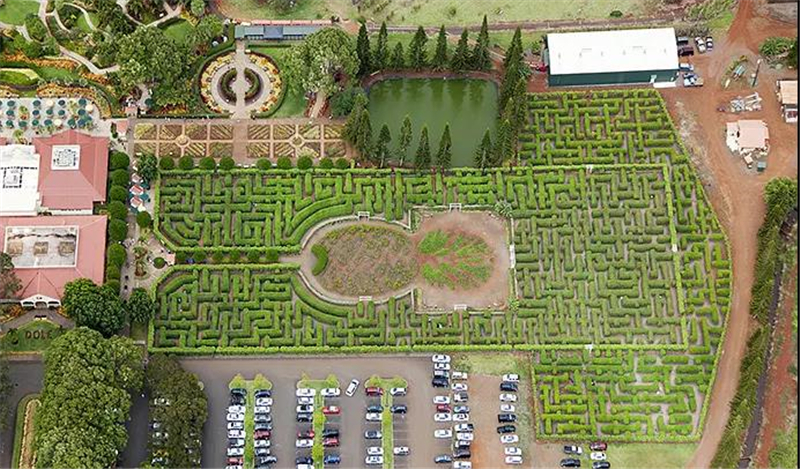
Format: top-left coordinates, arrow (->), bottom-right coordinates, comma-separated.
367,78 -> 498,168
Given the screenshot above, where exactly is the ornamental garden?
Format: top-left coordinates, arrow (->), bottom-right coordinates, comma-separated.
151,88 -> 731,443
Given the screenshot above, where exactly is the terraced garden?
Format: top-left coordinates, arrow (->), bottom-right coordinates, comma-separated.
151,89 -> 731,442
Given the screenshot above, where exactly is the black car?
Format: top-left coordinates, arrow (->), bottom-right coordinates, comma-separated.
255,447 -> 270,456
366,405 -> 383,413
453,449 -> 471,459
255,423 -> 272,431
496,424 -> 516,434
498,413 -> 517,423
500,382 -> 518,392
323,454 -> 341,465
322,428 -> 339,438
296,456 -> 313,465
256,456 -> 277,465
432,378 -> 449,388
453,405 -> 468,414
255,389 -> 271,398
297,413 -> 312,423
230,388 -> 247,396
390,405 -> 407,414
230,395 -> 245,405
678,45 -> 694,56
434,455 -> 453,464
592,463 -> 610,469
561,459 -> 581,468
453,439 -> 471,449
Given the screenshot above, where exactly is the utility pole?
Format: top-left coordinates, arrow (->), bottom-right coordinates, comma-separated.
751,59 -> 762,88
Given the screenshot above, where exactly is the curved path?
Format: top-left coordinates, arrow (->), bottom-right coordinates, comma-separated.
207,42 -> 276,118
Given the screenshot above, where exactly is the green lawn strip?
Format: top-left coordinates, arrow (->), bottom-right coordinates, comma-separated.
230,375 -> 256,469
365,376 -> 408,469
297,374 -> 338,469
247,45 -> 307,117
0,69 -> 39,86
606,443 -> 696,468
10,394 -> 38,469
0,0 -> 39,25
1,320 -> 64,352
163,19 -> 195,43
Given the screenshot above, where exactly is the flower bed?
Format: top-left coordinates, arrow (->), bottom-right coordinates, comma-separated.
199,52 -> 235,114
248,52 -> 283,114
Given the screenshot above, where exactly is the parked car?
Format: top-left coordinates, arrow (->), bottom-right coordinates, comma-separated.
432,354 -> 451,363
434,429 -> 453,439
365,456 -> 383,466
454,423 -> 474,432
432,378 -> 449,388
227,447 -> 245,457
254,430 -> 270,439
322,437 -> 339,447
590,442 -> 608,451
367,404 -> 383,413
453,462 -> 472,469
228,457 -> 244,465
256,456 -> 277,465
454,439 -> 471,449
451,383 -> 468,392
297,429 -> 314,439
500,434 -> 519,444
390,387 -> 407,396
500,404 -> 515,413
590,452 -> 607,461
592,462 -> 611,469
295,439 -> 313,448
321,387 -> 340,397
255,447 -> 271,456
452,371 -> 468,380
322,428 -> 339,438
256,397 -> 272,406
393,446 -> 410,456
367,446 -> 383,456
296,388 -> 316,397
296,405 -> 314,414
255,423 -> 272,431
365,430 -> 382,439
366,412 -> 382,422
563,446 -> 583,455
433,395 -> 451,404
706,36 -> 714,51
227,413 -> 245,422
452,413 -> 469,422
434,454 -> 453,464
391,404 -> 407,414
254,414 -> 271,423
434,362 -> 451,371
254,439 -> 270,448
453,448 -> 471,459
433,370 -> 450,378
229,438 -> 245,448
346,379 -> 360,397
437,404 -> 452,413
453,392 -> 469,402
560,459 -> 581,468
498,413 -> 517,423
296,413 -> 312,423
496,425 -> 516,434
322,405 -> 340,415
297,465 -> 313,469
676,36 -> 690,46
228,422 -> 244,430
505,447 -> 522,456
500,382 -> 518,392
228,429 -> 245,438
502,374 -> 520,382
297,396 -> 314,405
678,45 -> 695,56
295,456 -> 313,465
254,406 -> 270,414
228,405 -> 246,413
453,405 -> 469,414
323,454 -> 341,465
365,387 -> 384,396
254,389 -> 271,398
695,36 -> 706,53
456,432 -> 474,441
506,456 -> 524,465
434,413 -> 452,422
500,393 -> 517,403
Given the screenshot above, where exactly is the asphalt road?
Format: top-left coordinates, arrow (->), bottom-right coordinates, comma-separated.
177,356 -> 445,469
0,360 -> 43,469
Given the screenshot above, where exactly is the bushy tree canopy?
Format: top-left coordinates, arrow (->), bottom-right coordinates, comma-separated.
284,28 -> 358,95
62,279 -> 126,337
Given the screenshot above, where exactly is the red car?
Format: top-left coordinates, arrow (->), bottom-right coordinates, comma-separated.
254,430 -> 271,439
365,387 -> 383,396
322,437 -> 340,447
297,429 -> 314,439
436,404 -> 452,413
227,457 -> 243,465
322,406 -> 340,415
590,442 -> 607,451
531,62 -> 548,72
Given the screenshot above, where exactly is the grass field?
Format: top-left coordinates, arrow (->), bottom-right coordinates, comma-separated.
219,0 -> 341,20
1,320 -> 63,352
249,45 -> 307,117
75,11 -> 98,33
0,0 -> 39,25
163,19 -> 194,43
610,443 -> 696,468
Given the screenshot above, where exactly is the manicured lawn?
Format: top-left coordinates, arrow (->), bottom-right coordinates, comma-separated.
163,19 -> 194,43
130,321 -> 148,341
0,0 -> 39,25
75,12 -> 97,33
609,443 -> 696,469
0,68 -> 39,86
249,45 -> 307,117
11,394 -> 39,469
218,0 -> 341,20
1,320 -> 64,352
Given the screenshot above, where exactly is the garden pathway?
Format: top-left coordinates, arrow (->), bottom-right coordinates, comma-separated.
0,309 -> 73,333
209,42 -> 275,118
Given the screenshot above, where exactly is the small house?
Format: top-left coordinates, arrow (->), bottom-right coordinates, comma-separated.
776,80 -> 797,123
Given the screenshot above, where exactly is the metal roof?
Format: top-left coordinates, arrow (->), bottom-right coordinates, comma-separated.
282,25 -> 321,36
547,28 -> 679,76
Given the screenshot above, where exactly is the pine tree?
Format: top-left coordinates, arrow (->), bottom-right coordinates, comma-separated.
408,26 -> 428,70
374,22 -> 389,71
451,29 -> 470,73
511,76 -> 528,132
503,27 -> 523,71
501,97 -> 519,162
375,124 -> 392,168
391,42 -> 405,69
356,22 -> 372,77
474,128 -> 492,169
470,15 -> 491,71
433,25 -> 448,71
355,109 -> 373,160
436,123 -> 452,169
342,94 -> 368,145
398,115 -> 413,166
498,28 -> 526,113
493,117 -> 512,166
414,125 -> 431,169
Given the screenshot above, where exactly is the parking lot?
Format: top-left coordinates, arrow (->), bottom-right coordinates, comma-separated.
179,356 -> 442,469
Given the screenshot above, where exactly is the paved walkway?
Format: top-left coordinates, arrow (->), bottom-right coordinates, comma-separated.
0,309 -> 73,333
208,42 -> 277,118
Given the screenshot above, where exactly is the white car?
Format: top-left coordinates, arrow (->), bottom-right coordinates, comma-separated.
456,432 -> 474,441
453,462 -> 472,469
226,466 -> 243,469
434,429 -> 453,439
451,383 -> 468,392
434,413 -> 452,422
500,434 -> 519,444
433,395 -> 451,404
228,429 -> 245,438
296,388 -> 316,397
295,439 -> 313,448
365,456 -> 383,465
229,438 -> 245,447
452,371 -> 468,380
432,354 -> 451,364
227,447 -> 244,456
367,446 -> 384,456
502,374 -> 520,383
452,413 -> 469,422
296,405 -> 314,413
254,439 -> 270,448
393,446 -> 410,455
346,379 -> 360,397
297,465 -> 312,469
505,447 -> 521,456
366,412 -> 382,421
390,387 -> 407,396
453,393 -> 468,403
590,452 -> 607,461
254,406 -> 270,414
227,422 -> 244,430
321,387 -> 341,397
455,423 -> 474,432
505,456 -> 523,465
500,404 -> 516,413
227,413 -> 245,422
228,405 -> 245,413
297,397 -> 314,405
499,393 -> 517,403
256,397 -> 272,406
434,362 -> 451,371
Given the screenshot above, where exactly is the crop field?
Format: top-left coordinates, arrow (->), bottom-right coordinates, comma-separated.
152,89 -> 731,442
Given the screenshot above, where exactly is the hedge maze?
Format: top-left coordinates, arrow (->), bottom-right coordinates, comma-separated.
152,90 -> 731,443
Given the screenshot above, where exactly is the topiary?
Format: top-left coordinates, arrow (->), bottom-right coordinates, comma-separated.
107,201 -> 128,220
311,244 -> 328,275
212,251 -> 225,263
179,156 -> 194,170
297,156 -> 313,170
109,185 -> 127,203
110,151 -> 130,171
107,244 -> 127,268
136,211 -> 152,229
159,156 -> 175,170
335,158 -> 350,169
105,263 -> 121,281
153,257 -> 166,269
193,250 -> 207,263
219,156 -> 236,171
108,219 -> 128,242
247,250 -> 261,263
110,169 -> 129,186
276,156 -> 292,169
264,249 -> 279,263
256,158 -> 272,170
175,251 -> 188,264
230,249 -> 242,262
319,157 -> 334,169
199,157 -> 216,170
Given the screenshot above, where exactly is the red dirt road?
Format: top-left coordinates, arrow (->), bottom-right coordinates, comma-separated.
657,0 -> 798,467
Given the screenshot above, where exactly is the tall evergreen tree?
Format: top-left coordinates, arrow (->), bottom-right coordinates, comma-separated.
471,15 -> 491,70
511,76 -> 528,132
356,22 -> 372,77
355,109 -> 373,159
374,22 -> 389,71
391,42 -> 405,69
414,126 -> 431,169
408,26 -> 428,70
451,29 -> 470,73
475,129 -> 492,169
343,93 -> 368,145
493,117 -> 513,166
398,115 -> 413,166
436,123 -> 452,169
503,27 -> 523,71
498,28 -> 526,113
433,25 -> 449,71
375,124 -> 392,168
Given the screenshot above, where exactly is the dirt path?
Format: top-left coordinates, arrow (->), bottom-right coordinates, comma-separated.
753,264 -> 797,467
656,1 -> 798,467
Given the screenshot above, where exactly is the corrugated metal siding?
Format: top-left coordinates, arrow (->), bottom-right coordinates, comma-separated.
548,69 -> 678,87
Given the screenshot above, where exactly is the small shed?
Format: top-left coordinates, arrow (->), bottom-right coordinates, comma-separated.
726,119 -> 770,155
776,80 -> 797,123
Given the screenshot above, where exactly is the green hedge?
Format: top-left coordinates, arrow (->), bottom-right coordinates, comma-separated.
310,244 -> 328,275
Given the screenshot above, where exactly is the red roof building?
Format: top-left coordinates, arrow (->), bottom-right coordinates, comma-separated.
33,130 -> 108,213
0,215 -> 107,307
